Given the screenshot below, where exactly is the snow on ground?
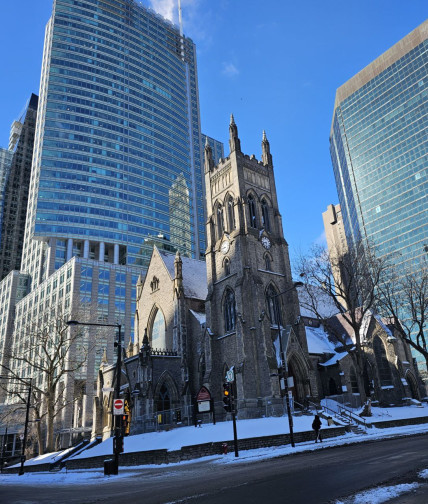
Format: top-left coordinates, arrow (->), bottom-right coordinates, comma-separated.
71,414 -> 333,459
418,469 -> 428,479
335,484 -> 420,504
368,405 -> 428,423
20,446 -> 74,467
2,404 -> 428,492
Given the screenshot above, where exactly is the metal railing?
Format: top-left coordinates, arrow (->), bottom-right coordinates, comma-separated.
321,397 -> 368,429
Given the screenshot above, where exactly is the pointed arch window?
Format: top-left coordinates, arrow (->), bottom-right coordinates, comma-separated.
156,383 -> 170,412
374,337 -> 392,386
248,194 -> 257,228
266,285 -> 281,326
217,205 -> 224,238
261,199 -> 271,232
224,257 -> 231,276
151,309 -> 166,349
264,253 -> 272,271
224,288 -> 236,333
227,198 -> 236,231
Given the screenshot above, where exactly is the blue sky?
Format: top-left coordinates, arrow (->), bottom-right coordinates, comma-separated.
0,1 -> 426,261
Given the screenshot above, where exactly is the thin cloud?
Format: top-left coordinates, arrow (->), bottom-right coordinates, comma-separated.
222,62 -> 239,77
148,0 -> 200,25
314,230 -> 327,247
148,0 -> 176,22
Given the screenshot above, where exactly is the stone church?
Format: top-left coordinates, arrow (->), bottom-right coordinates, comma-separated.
91,118 -> 423,440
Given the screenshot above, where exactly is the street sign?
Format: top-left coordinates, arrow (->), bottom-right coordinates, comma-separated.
226,368 -> 234,383
196,386 -> 211,402
113,399 -> 124,415
102,387 -> 114,393
197,400 -> 211,413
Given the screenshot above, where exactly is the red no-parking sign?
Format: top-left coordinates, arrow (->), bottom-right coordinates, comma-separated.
113,398 -> 124,415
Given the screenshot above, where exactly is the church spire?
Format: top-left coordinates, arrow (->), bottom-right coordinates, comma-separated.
229,113 -> 241,154
261,129 -> 272,166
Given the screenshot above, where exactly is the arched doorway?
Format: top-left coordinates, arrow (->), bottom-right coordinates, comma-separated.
405,371 -> 419,400
287,356 -> 307,405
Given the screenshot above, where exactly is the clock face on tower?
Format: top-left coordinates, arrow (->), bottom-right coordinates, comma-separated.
261,236 -> 271,250
220,240 -> 230,254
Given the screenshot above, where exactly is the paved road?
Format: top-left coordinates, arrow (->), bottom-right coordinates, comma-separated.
2,434 -> 428,504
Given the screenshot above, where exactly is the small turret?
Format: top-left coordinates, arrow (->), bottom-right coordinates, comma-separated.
261,130 -> 272,166
174,250 -> 183,294
229,114 -> 241,153
204,136 -> 214,172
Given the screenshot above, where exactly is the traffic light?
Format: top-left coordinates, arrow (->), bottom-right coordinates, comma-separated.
223,383 -> 232,412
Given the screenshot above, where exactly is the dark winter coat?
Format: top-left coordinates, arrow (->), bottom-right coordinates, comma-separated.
312,415 -> 322,431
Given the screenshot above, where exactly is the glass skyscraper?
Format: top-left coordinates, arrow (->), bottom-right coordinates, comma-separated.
1,0 -> 222,446
330,20 -> 427,271
22,0 -> 206,291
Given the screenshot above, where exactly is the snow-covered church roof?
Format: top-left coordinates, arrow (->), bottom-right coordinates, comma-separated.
158,249 -> 208,300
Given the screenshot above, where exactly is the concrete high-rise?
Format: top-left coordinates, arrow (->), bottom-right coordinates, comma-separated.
0,94 -> 38,281
1,0 -> 221,448
330,21 -> 427,270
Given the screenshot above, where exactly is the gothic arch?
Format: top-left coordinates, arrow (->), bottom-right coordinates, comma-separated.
246,191 -> 259,228
263,252 -> 273,271
223,287 -> 236,333
405,370 -> 420,399
265,283 -> 281,325
223,256 -> 231,276
261,197 -> 271,232
374,336 -> 392,387
213,199 -> 225,240
224,192 -> 236,232
287,351 -> 310,404
147,304 -> 167,349
153,371 -> 180,413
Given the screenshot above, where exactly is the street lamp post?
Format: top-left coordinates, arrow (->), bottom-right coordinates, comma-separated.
270,281 -> 303,448
67,320 -> 122,474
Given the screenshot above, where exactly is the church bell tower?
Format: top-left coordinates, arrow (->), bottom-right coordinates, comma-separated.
204,116 -> 315,417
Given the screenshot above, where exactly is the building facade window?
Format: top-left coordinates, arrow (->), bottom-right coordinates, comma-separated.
227,197 -> 236,231
266,285 -> 281,326
224,288 -> 236,333
261,199 -> 270,232
374,337 -> 392,387
224,257 -> 231,276
264,253 -> 272,271
151,309 -> 166,349
248,194 -> 257,228
217,205 -> 224,238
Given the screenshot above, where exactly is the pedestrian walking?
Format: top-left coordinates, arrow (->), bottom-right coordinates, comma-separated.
312,414 -> 322,443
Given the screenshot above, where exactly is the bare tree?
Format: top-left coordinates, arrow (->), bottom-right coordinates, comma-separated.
377,256 -> 428,384
0,304 -> 89,454
297,241 -> 391,403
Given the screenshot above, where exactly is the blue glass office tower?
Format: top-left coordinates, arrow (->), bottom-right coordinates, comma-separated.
3,0 -> 219,444
22,0 -> 206,289
330,20 -> 427,272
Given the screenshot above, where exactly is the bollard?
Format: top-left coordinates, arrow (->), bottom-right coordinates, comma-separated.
222,442 -> 228,455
